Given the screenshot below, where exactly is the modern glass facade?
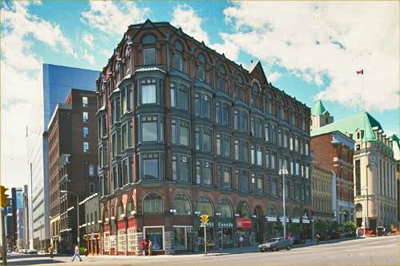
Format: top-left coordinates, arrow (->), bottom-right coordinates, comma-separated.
26,64 -> 99,248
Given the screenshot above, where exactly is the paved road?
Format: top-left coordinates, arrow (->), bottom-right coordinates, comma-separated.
5,236 -> 399,266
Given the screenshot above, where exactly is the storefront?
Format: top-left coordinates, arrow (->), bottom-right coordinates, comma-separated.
198,218 -> 215,251
143,226 -> 164,252
236,218 -> 252,246
216,219 -> 234,248
173,226 -> 193,252
266,216 -> 280,238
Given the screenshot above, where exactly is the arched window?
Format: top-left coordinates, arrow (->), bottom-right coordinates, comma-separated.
218,65 -> 226,92
218,199 -> 233,218
143,192 -> 163,214
251,81 -> 260,108
236,201 -> 250,218
142,34 -> 156,65
235,75 -> 244,101
117,201 -> 124,217
267,204 -> 277,217
173,40 -> 184,71
127,197 -> 135,214
292,207 -> 301,218
197,53 -> 206,81
197,197 -> 213,216
173,193 -> 191,215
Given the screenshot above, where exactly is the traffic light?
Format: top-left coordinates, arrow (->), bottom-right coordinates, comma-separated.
200,214 -> 209,224
0,185 -> 9,207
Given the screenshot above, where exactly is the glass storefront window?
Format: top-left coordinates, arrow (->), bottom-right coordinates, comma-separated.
174,227 -> 186,250
145,227 -> 163,250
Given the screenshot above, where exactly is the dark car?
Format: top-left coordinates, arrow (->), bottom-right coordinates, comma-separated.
258,237 -> 293,252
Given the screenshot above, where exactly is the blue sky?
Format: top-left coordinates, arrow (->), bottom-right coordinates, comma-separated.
1,1 -> 399,187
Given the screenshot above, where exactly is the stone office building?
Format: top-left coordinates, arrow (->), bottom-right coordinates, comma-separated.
96,20 -> 312,255
48,89 -> 98,253
312,109 -> 398,229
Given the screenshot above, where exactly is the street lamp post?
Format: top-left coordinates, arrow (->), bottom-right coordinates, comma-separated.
279,165 -> 288,239
60,190 -> 80,248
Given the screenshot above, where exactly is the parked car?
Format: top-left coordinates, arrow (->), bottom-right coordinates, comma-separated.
258,237 -> 293,252
27,249 -> 38,254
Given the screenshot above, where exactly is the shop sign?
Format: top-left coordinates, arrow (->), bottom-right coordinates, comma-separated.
266,216 -> 277,222
292,218 -> 300,223
303,219 -> 310,224
236,218 -> 252,229
217,222 -> 233,228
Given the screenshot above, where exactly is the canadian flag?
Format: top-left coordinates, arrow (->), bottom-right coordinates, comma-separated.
356,69 -> 364,75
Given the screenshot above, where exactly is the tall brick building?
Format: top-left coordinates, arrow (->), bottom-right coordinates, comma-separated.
48,89 -> 98,253
96,20 -> 312,255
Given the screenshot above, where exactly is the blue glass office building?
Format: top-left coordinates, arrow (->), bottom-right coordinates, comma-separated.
26,64 -> 99,249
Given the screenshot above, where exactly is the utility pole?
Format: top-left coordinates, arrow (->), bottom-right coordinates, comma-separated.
279,164 -> 288,238
2,208 -> 7,265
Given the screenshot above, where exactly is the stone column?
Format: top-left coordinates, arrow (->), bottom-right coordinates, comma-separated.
164,231 -> 174,255
133,232 -> 142,256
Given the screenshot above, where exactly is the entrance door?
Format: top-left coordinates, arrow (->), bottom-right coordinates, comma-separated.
186,229 -> 193,251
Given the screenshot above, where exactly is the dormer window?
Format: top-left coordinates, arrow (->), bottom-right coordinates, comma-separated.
251,81 -> 260,108
142,34 -> 156,65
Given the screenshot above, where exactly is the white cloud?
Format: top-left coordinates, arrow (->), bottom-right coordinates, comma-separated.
219,1 -> 399,111
82,49 -> 95,65
82,33 -> 94,50
171,4 -> 210,45
1,1 -> 75,187
81,0 -> 151,36
267,71 -> 282,83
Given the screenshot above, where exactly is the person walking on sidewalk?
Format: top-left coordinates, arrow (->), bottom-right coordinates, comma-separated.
316,234 -> 320,244
239,235 -> 244,248
71,244 -> 82,262
49,244 -> 54,258
147,239 -> 152,256
141,239 -> 147,256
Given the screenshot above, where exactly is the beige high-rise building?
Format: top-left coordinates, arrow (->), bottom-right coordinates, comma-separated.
312,107 -> 398,229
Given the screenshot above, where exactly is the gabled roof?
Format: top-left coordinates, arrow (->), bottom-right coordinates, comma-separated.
249,60 -> 268,84
311,100 -> 327,116
311,111 -> 383,142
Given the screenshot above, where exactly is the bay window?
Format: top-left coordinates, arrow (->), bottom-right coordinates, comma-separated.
171,83 -> 189,111
195,126 -> 212,153
194,92 -> 211,119
140,115 -> 164,143
171,118 -> 190,146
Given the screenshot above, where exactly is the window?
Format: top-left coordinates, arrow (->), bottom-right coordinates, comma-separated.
197,53 -> 206,81
271,178 -> 277,196
234,109 -> 248,132
219,166 -> 232,189
235,75 -> 244,101
239,170 -> 249,192
266,94 -> 272,114
82,96 -> 88,107
121,122 -> 131,150
143,154 -> 159,179
265,150 -> 270,169
256,174 -> 263,195
83,127 -> 89,138
83,112 -> 89,122
271,153 -> 276,170
256,146 -> 263,166
83,142 -> 89,153
89,182 -> 96,194
89,164 -> 96,177
216,102 -> 230,126
121,85 -> 132,114
271,124 -> 276,144
217,133 -> 231,158
195,126 -> 212,153
196,160 -> 213,186
172,155 -> 191,182
251,116 -> 263,138
235,139 -> 249,163
251,82 -> 260,108
355,160 -> 361,196
171,83 -> 189,111
143,48 -> 156,65
173,41 -> 184,71
140,115 -> 163,142
171,118 -> 190,146
140,78 -> 157,104
174,194 -> 191,215
143,192 -> 163,213
194,93 -> 211,119
218,65 -> 226,92
265,124 -> 270,142
122,158 -> 130,185
218,199 -> 233,218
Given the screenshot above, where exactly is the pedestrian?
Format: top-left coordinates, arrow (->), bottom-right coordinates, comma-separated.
239,235 -> 244,248
71,243 -> 82,262
148,239 -> 152,256
141,238 -> 147,256
49,244 -> 54,258
316,234 -> 320,244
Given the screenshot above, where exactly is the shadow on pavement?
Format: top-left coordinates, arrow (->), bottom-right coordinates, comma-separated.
7,259 -> 64,265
